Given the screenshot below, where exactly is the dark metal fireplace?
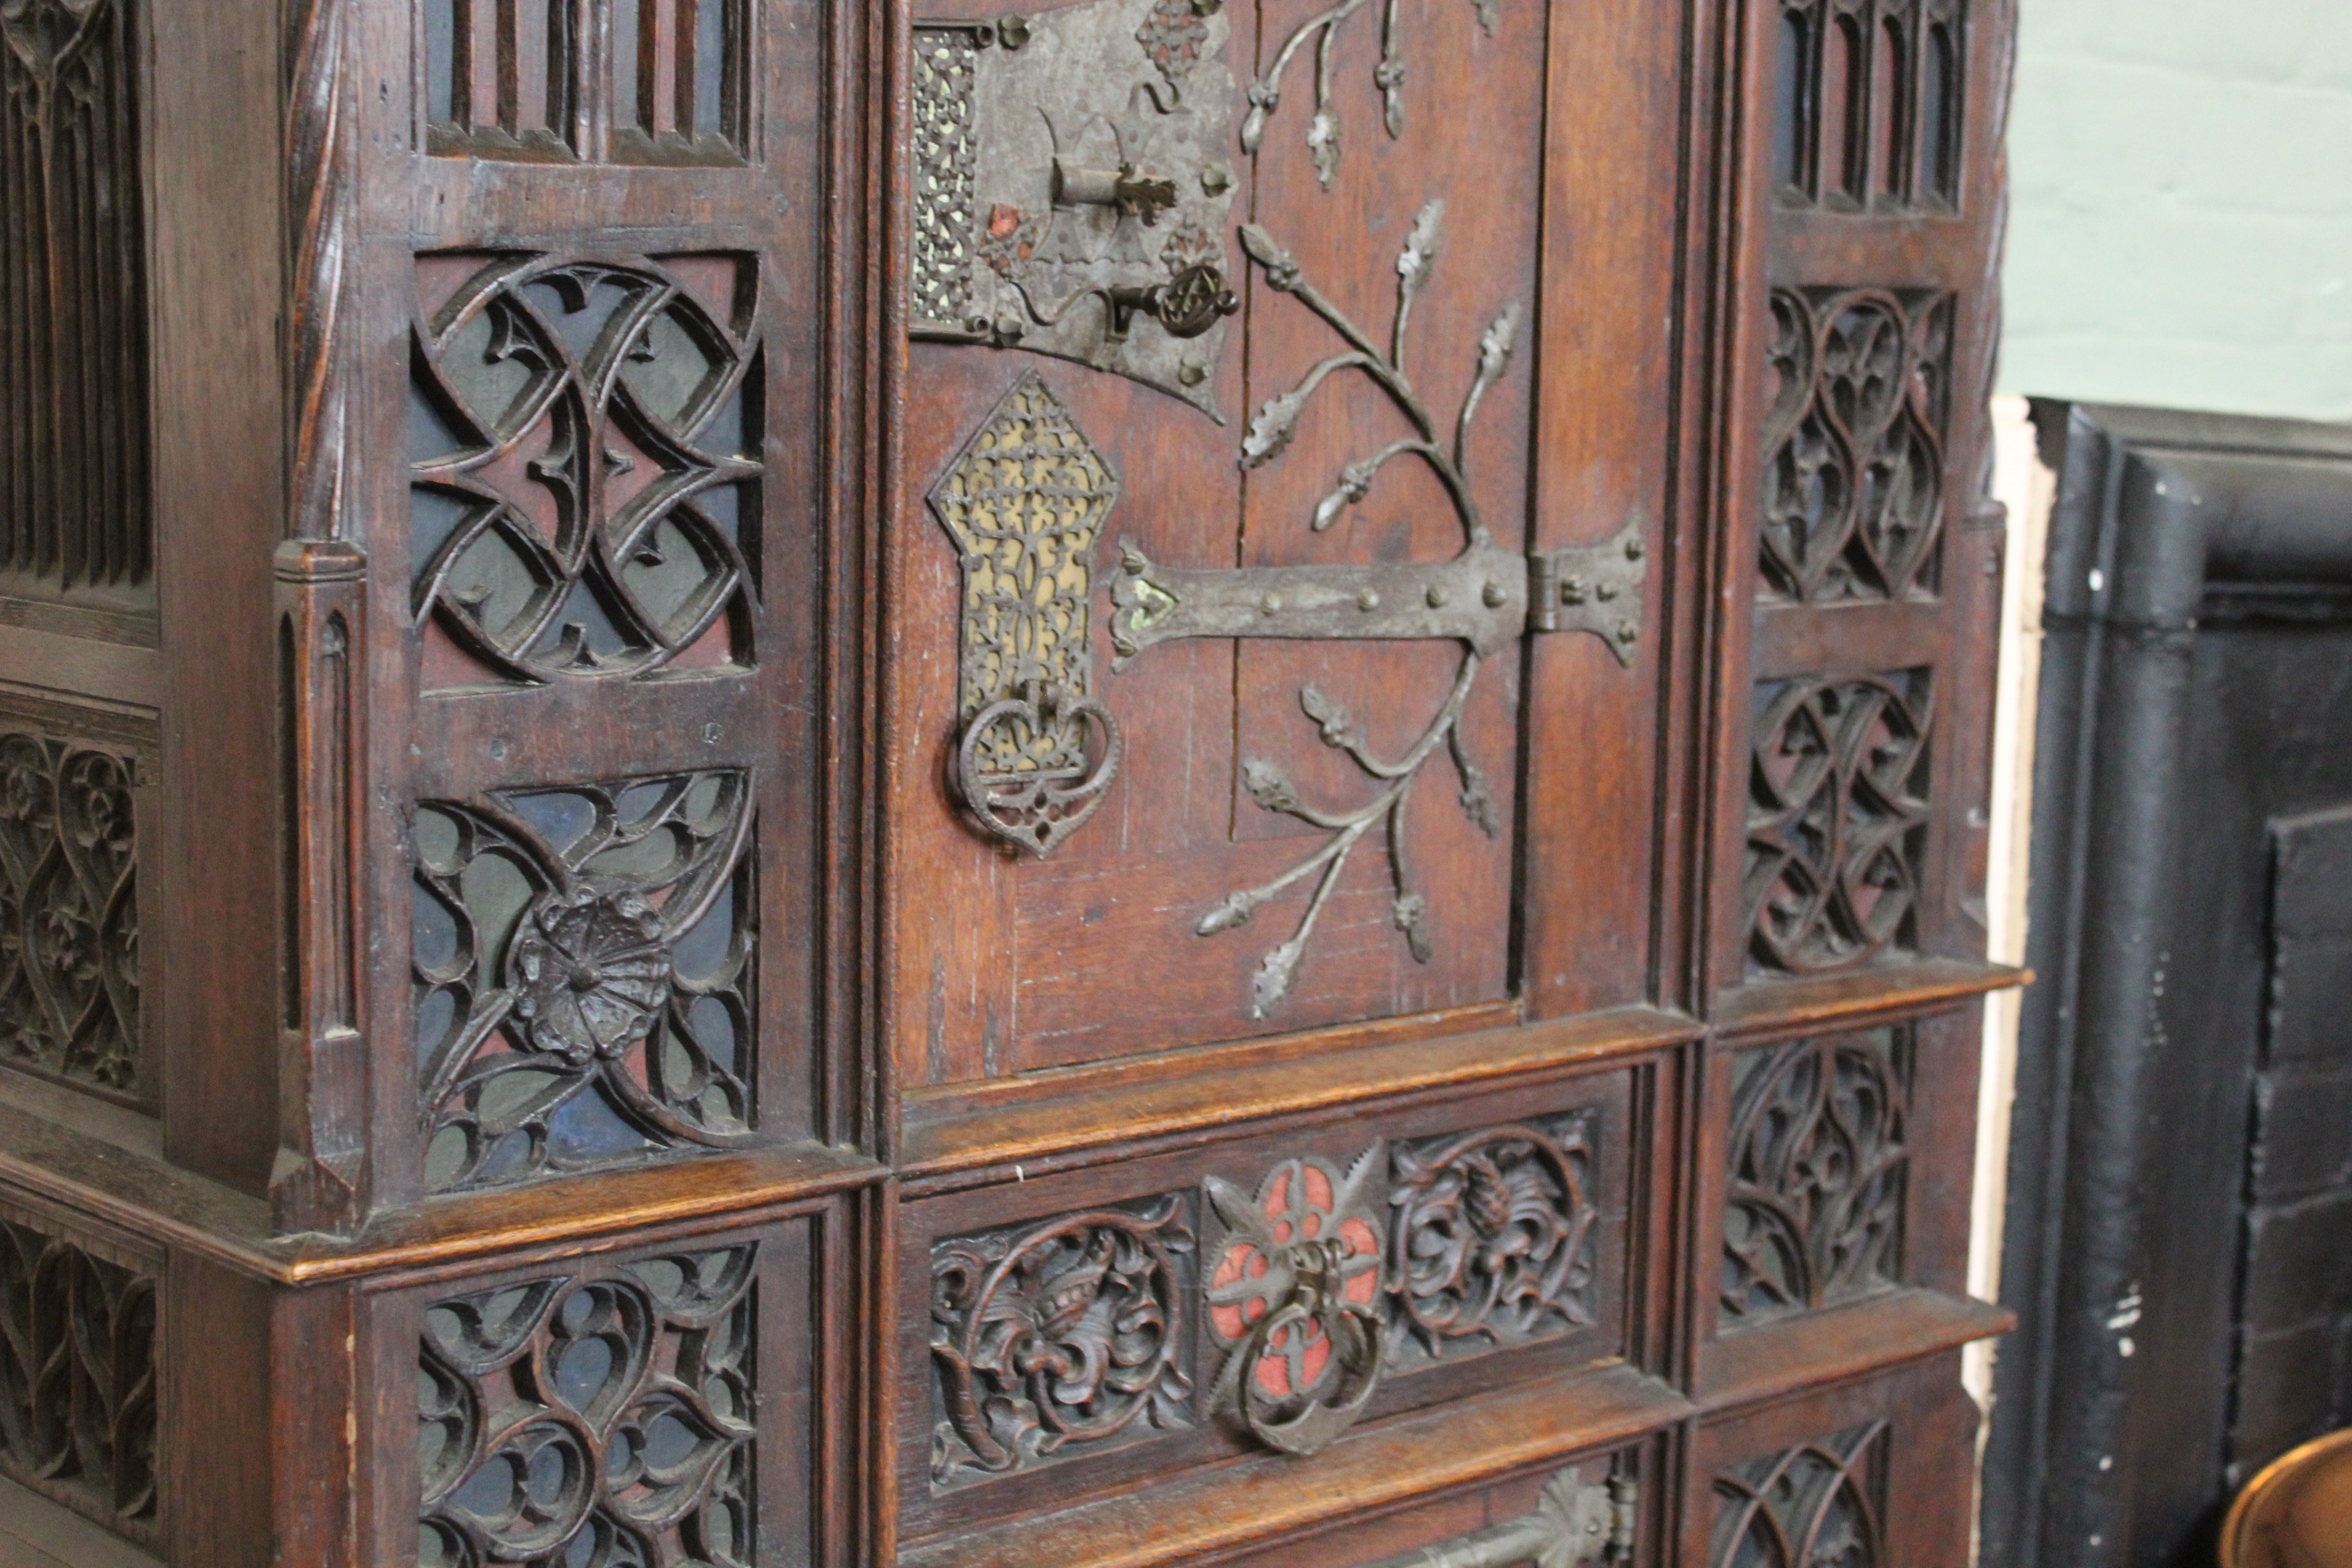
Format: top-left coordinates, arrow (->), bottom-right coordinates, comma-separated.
1983,403 -> 2352,1568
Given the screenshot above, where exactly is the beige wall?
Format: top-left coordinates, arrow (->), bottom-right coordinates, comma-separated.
2003,0 -> 2352,418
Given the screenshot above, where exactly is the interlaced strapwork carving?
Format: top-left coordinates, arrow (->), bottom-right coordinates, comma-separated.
1388,1112 -> 1600,1364
0,731 -> 139,1100
910,28 -> 981,328
418,1246 -> 758,1568
0,1213 -> 157,1546
1743,671 -> 1931,976
1774,0 -> 1965,211
1761,288 -> 1953,603
929,371 -> 1124,856
0,0 -> 151,597
410,252 -> 762,685
413,771 -> 757,1192
1720,1031 -> 1908,1326
928,1200 -> 1194,1487
1712,1423 -> 1888,1568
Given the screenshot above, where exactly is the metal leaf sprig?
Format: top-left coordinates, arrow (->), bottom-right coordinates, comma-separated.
1200,201 -> 1520,1017
1241,0 -> 1506,190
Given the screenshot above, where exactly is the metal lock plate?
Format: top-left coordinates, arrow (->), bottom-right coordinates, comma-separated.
912,0 -> 1241,418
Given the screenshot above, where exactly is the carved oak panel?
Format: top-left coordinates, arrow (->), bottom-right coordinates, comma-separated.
0,1200 -> 159,1549
899,1069 -> 1637,1539
1772,0 -> 1965,215
421,0 -> 753,164
0,714 -> 145,1105
1743,671 -> 1933,977
0,0 -> 151,608
1720,1029 -> 1909,1328
418,1245 -> 760,1567
1710,1422 -> 1888,1568
928,1197 -> 1196,1487
410,250 -> 764,689
412,770 -> 756,1192
1761,288 -> 1954,604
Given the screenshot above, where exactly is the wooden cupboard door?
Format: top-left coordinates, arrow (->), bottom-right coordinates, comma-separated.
887,0 -> 1665,1085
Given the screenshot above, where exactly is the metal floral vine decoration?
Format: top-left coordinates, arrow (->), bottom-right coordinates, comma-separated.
1243,0 -> 1507,189
1187,200 -> 1520,1017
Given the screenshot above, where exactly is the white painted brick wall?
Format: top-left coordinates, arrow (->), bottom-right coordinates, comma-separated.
2002,0 -> 2352,417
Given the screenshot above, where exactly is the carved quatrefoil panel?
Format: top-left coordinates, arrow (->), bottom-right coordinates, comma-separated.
412,770 -> 757,1192
410,251 -> 762,686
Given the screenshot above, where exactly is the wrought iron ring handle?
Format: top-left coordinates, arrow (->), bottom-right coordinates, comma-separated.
1231,1287 -> 1386,1457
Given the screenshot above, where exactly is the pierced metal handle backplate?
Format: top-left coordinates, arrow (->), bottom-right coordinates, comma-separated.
911,0 -> 1241,416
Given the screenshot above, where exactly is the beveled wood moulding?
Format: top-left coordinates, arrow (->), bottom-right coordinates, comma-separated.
0,0 -> 2018,1561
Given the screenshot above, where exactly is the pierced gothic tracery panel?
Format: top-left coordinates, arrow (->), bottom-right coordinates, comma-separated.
1712,1423 -> 1888,1568
410,251 -> 762,687
1761,287 -> 1953,604
0,0 -> 151,600
418,1247 -> 757,1568
1743,671 -> 1931,977
421,0 -> 750,164
0,730 -> 140,1102
1720,1030 -> 1909,1327
413,770 -> 756,1193
1387,1112 -> 1601,1366
928,1199 -> 1195,1488
1773,0 -> 1964,212
0,1212 -> 158,1548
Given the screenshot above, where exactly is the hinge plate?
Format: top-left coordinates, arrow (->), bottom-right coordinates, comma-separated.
1529,515 -> 1647,665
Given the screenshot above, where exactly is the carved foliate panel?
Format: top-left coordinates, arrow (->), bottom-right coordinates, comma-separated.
1773,0 -> 1965,213
927,371 -> 1124,856
909,0 -> 1242,414
1761,288 -> 1954,604
1743,671 -> 1932,976
928,1198 -> 1196,1488
1720,1030 -> 1909,1328
418,1245 -> 758,1567
0,728 -> 142,1103
421,0 -> 752,164
1711,1422 -> 1888,1568
410,251 -> 762,688
0,0 -> 151,602
1387,1112 -> 1601,1367
412,770 -> 756,1192
0,1207 -> 159,1547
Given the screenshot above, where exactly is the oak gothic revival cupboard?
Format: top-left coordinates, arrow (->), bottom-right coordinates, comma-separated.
0,0 -> 2020,1563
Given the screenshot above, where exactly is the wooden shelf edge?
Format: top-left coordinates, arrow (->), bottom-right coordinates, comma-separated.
897,1362 -> 1695,1568
1696,1288 -> 2015,1414
0,1097 -> 886,1286
902,1005 -> 1703,1190
1712,958 -> 2030,1042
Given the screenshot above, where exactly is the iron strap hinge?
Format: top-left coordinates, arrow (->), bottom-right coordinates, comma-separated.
1110,516 -> 1648,670
1526,515 -> 1647,666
